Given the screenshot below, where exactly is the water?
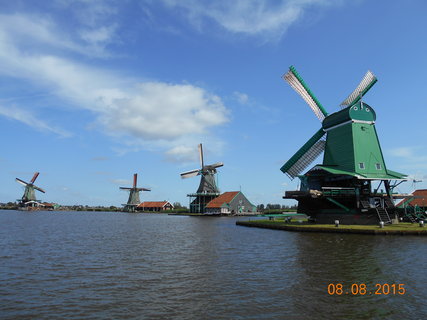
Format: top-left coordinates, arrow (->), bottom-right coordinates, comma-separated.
1,210 -> 426,319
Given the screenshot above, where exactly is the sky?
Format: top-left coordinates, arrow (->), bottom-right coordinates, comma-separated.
1,0 -> 427,207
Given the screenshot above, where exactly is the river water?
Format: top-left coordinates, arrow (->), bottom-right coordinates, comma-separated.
1,210 -> 426,319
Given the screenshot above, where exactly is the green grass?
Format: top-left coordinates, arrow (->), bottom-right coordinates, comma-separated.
237,219 -> 427,235
256,219 -> 423,229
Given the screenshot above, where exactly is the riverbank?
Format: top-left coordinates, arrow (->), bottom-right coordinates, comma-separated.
236,219 -> 427,235
169,212 -> 260,217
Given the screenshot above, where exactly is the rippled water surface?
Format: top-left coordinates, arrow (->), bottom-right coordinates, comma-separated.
1,210 -> 426,319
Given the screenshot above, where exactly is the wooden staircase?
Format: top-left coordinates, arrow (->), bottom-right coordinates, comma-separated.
376,207 -> 392,224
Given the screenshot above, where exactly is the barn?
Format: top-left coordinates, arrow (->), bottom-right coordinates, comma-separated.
205,191 -> 256,215
137,201 -> 174,212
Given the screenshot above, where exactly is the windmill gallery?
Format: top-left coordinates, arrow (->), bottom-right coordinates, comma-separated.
7,66 -> 424,224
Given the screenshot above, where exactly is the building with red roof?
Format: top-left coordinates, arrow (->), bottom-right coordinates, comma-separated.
205,191 -> 256,215
137,201 -> 174,212
396,189 -> 427,209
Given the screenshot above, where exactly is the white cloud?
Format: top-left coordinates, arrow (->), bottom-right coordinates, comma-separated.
233,91 -> 249,105
0,13 -> 113,58
0,104 -> 71,137
159,0 -> 341,39
112,179 -> 132,186
58,0 -> 118,28
79,25 -> 117,46
388,146 -> 427,170
0,12 -> 229,161
166,145 -> 199,163
101,82 -> 227,140
389,147 -> 414,158
65,0 -> 121,55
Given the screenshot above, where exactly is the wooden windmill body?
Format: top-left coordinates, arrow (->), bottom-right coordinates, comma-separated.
281,66 -> 407,224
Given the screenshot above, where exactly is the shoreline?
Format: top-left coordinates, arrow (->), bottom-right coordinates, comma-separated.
236,220 -> 427,235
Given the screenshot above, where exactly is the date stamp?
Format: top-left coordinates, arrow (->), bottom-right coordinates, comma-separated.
327,283 -> 406,295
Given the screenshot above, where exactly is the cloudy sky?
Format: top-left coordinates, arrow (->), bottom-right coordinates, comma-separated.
1,0 -> 427,206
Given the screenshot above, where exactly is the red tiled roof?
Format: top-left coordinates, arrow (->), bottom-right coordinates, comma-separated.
137,201 -> 171,208
397,189 -> 427,207
206,191 -> 239,208
42,202 -> 54,207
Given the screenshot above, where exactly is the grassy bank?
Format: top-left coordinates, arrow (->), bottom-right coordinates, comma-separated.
236,220 -> 427,235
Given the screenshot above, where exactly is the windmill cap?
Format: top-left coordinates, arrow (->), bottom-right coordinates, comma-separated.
322,102 -> 376,130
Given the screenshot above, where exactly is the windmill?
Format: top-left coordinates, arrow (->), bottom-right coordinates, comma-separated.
411,178 -> 422,190
281,66 -> 407,225
15,172 -> 45,208
120,173 -> 150,212
181,143 -> 223,213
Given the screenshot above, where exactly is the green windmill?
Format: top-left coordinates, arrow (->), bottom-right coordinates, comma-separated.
281,66 -> 407,225
16,172 -> 45,208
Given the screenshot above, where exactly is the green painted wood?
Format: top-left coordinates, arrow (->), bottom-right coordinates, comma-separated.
322,102 -> 376,130
289,65 -> 328,117
348,78 -> 378,108
323,123 -> 355,171
280,128 -> 325,174
326,197 -> 350,212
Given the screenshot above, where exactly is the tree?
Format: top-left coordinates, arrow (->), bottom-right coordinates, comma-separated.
173,202 -> 188,209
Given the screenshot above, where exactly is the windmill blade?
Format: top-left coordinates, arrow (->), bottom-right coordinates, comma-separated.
283,66 -> 328,121
280,128 -> 326,179
120,187 -> 132,190
15,178 -> 29,186
135,187 -> 151,192
208,162 -> 224,169
33,185 -> 46,193
30,172 -> 40,183
180,169 -> 200,179
133,173 -> 138,188
340,70 -> 377,108
198,143 -> 204,168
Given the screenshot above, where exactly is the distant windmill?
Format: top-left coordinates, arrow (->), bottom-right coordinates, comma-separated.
180,143 -> 223,213
412,179 -> 422,190
15,172 -> 45,207
120,173 -> 150,212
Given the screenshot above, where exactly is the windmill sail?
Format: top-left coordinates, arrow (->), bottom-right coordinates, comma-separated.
180,169 -> 200,179
15,178 -> 29,187
340,70 -> 377,108
133,173 -> 137,188
198,143 -> 204,168
33,185 -> 46,193
207,162 -> 223,169
281,128 -> 326,179
30,172 -> 40,183
283,66 -> 328,121
180,143 -> 223,193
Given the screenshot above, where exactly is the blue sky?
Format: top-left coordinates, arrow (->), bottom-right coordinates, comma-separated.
1,0 -> 427,207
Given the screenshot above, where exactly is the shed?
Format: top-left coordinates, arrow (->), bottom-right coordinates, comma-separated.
137,201 -> 174,212
205,191 -> 256,215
